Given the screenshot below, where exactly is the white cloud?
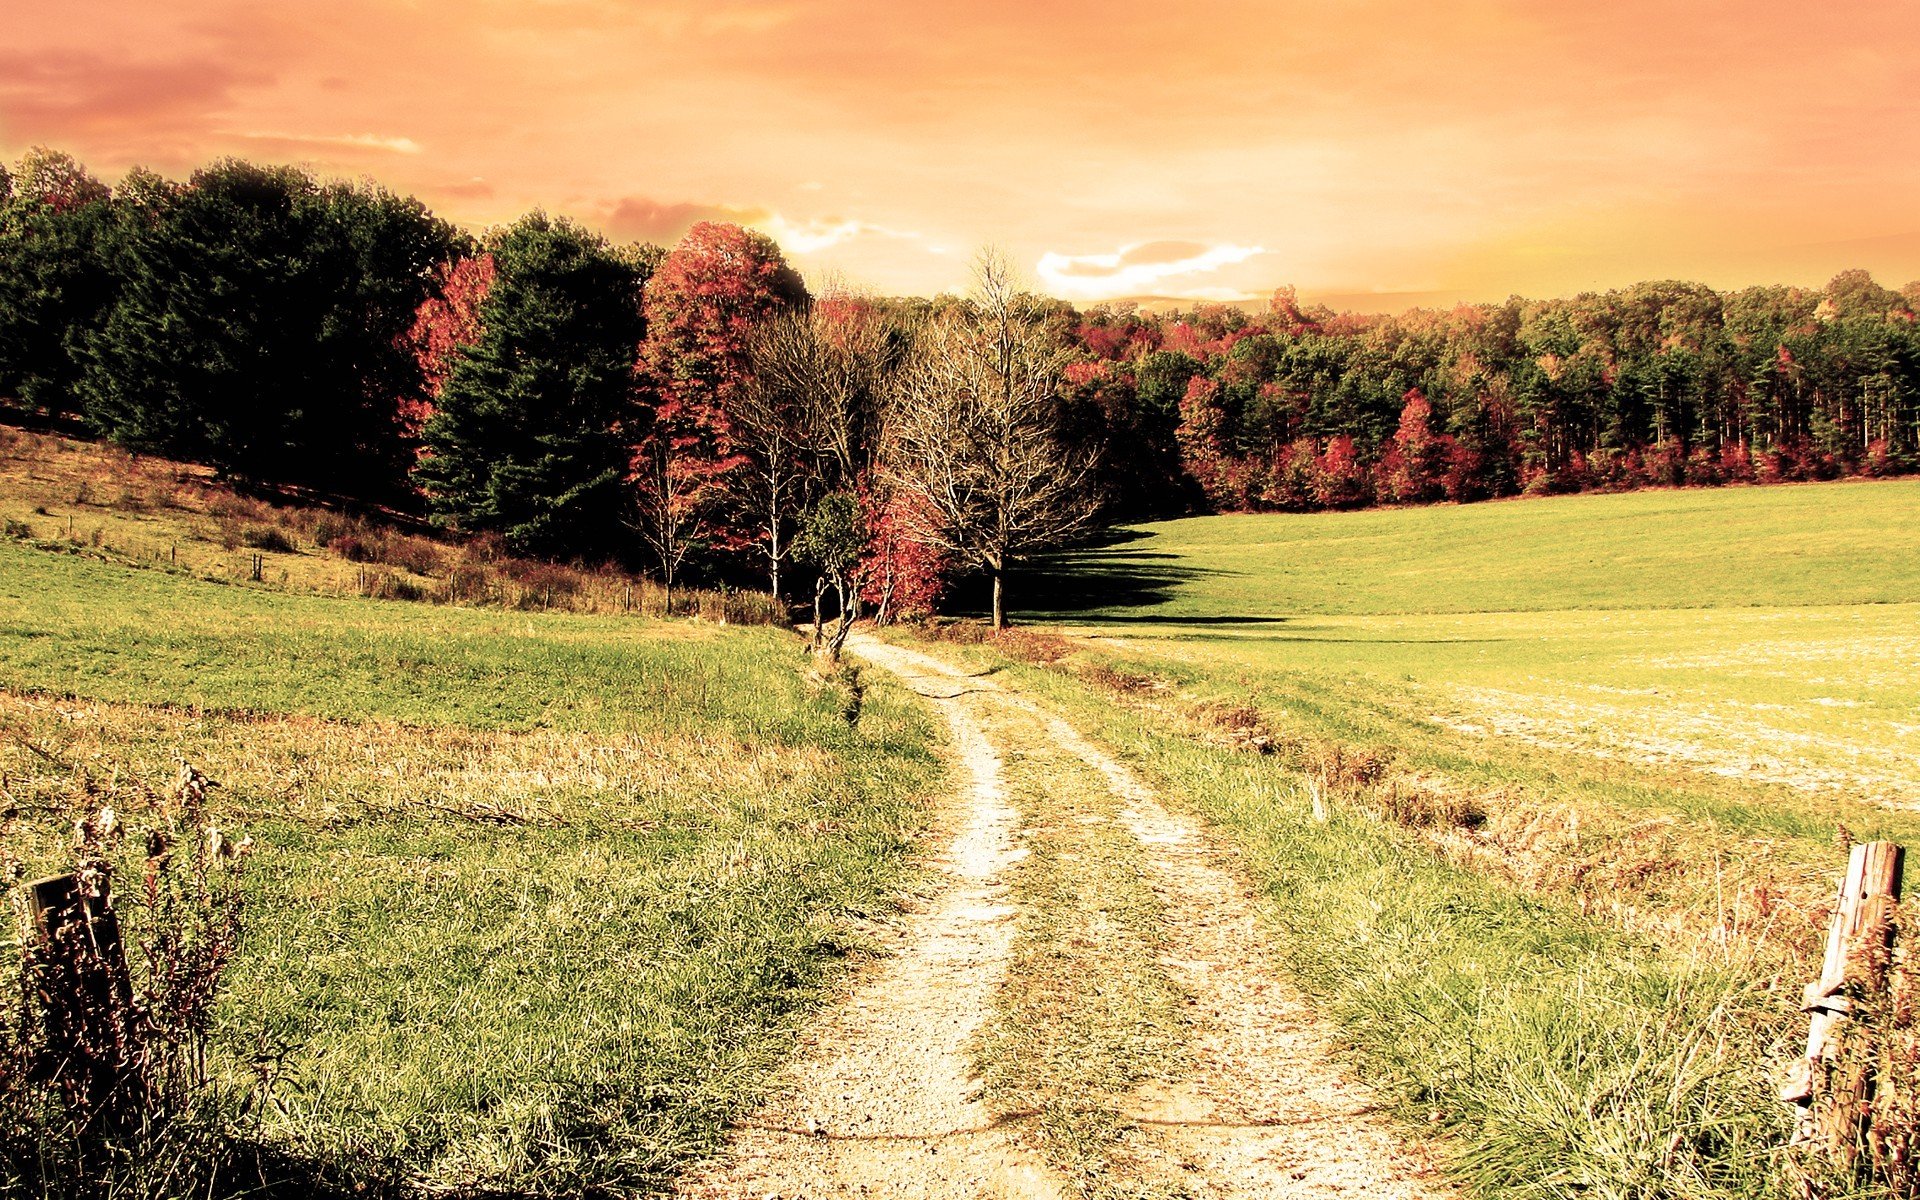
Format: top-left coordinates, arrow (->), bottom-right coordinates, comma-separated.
755,213 -> 920,254
1036,240 -> 1266,298
235,131 -> 422,154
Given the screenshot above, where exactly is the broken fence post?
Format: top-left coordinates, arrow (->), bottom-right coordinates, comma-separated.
1782,840 -> 1905,1169
26,871 -> 139,1133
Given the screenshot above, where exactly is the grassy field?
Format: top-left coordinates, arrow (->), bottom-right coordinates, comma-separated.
892,480 -> 1920,1197
1013,482 -> 1920,952
1037,479 -> 1920,618
0,534 -> 941,1195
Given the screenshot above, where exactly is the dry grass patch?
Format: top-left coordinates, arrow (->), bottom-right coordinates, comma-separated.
0,428 -> 778,622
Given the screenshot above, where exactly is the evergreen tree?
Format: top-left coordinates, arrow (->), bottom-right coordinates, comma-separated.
415,214 -> 649,558
79,160 -> 455,495
0,149 -> 116,418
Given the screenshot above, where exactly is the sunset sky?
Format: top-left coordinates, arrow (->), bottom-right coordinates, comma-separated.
5,0 -> 1919,309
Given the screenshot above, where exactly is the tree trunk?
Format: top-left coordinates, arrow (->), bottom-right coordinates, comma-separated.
823,572 -> 854,662
876,561 -> 894,627
811,575 -> 826,650
991,564 -> 1006,630
768,511 -> 782,604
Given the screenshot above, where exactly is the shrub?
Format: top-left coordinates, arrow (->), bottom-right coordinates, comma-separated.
382,539 -> 443,578
307,513 -> 356,547
1,764 -> 260,1198
328,533 -> 379,563
239,526 -> 296,553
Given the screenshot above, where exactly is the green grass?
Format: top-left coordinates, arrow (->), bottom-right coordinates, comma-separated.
0,539 -> 941,1196
1021,482 -> 1920,943
997,664 -> 1800,1200
974,703 -> 1187,1199
934,479 -> 1920,1197
1035,479 -> 1920,619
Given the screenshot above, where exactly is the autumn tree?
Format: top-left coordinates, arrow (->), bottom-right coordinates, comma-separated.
738,291 -> 902,600
860,486 -> 949,623
885,251 -> 1100,629
406,252 -> 496,439
1375,389 -> 1455,503
415,214 -> 647,557
634,221 -> 805,598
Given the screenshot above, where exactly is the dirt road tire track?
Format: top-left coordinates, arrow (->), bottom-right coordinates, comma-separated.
851,636 -> 1454,1200
682,633 -> 1451,1198
676,637 -> 1062,1200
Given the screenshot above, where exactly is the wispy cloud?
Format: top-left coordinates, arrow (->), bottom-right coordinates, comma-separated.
758,213 -> 919,254
234,130 -> 422,154
1037,241 -> 1266,298
605,193 -> 917,254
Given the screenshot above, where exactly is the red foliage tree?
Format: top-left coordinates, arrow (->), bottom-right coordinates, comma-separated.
1175,375 -> 1254,509
406,253 -> 495,438
634,222 -> 806,587
1374,389 -> 1455,504
859,485 -> 950,623
1311,435 -> 1371,509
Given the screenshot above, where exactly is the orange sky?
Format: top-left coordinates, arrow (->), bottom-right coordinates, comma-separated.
5,0 -> 1919,308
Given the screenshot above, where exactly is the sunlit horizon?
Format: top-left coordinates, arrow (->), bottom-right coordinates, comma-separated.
7,0 -> 1919,309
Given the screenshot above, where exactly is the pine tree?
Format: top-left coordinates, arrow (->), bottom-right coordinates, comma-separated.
415,214 -> 648,558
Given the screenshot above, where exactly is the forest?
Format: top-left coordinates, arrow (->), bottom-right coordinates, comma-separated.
4,146 -> 1918,620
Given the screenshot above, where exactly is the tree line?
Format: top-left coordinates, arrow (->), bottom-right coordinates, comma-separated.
1078,276 -> 1920,515
3,147 -> 1917,627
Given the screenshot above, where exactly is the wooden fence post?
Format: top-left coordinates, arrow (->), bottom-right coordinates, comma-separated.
1783,841 -> 1905,1168
26,872 -> 137,1131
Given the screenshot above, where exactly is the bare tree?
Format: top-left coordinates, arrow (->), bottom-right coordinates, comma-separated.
629,433 -> 726,616
733,312 -> 814,605
737,288 -> 901,603
884,250 -> 1099,629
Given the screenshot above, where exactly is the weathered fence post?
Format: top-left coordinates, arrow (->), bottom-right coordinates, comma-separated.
249,552 -> 264,582
27,871 -> 138,1136
1783,841 -> 1905,1168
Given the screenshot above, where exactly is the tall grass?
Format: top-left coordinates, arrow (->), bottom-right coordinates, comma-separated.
0,539 -> 942,1195
0,427 -> 780,623
984,657 -> 1803,1199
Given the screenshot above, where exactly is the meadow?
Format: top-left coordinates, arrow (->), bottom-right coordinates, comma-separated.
0,535 -> 941,1196
1020,481 -> 1920,950
893,479 -> 1920,1197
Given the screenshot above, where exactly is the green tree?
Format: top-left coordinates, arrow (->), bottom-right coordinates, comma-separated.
79,159 -> 455,495
0,149 -> 116,418
415,214 -> 649,558
793,490 -> 868,660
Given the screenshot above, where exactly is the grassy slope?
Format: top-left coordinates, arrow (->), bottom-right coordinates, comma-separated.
1038,479 -> 1920,618
0,539 -> 940,1195
933,480 -> 1920,1198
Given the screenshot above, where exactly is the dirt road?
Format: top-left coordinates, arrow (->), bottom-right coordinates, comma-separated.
681,634 -> 1451,1199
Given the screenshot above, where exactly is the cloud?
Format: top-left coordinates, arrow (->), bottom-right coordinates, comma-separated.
605,196 -> 772,243
758,213 -> 919,254
0,49 -> 256,139
1036,240 -> 1267,298
232,131 -> 422,155
604,194 -> 917,254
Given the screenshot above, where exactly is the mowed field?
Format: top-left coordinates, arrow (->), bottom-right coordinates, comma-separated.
1034,480 -> 1920,812
906,480 -> 1920,1196
0,538 -> 940,1195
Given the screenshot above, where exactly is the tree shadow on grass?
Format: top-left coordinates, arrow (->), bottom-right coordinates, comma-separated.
969,527 -> 1264,624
